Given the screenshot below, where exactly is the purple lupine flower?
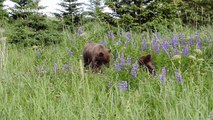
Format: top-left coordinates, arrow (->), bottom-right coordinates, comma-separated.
127,56 -> 131,65
178,33 -> 184,39
131,68 -> 137,78
195,31 -> 200,38
179,33 -> 185,45
141,40 -> 148,52
151,37 -> 160,54
126,32 -> 131,42
175,72 -> 183,84
107,31 -> 114,40
68,50 -> 72,57
53,63 -> 58,72
174,49 -> 179,55
111,32 -> 115,39
171,35 -> 178,48
169,51 -> 173,57
100,40 -> 106,46
103,38 -> 107,46
118,81 -> 128,91
107,31 -> 111,39
171,49 -> 179,56
107,31 -> 111,38
77,27 -> 83,35
108,81 -> 113,88
117,39 -> 122,45
196,39 -> 202,49
151,37 -> 157,47
207,37 -> 212,43
162,67 -> 166,75
154,32 -> 161,40
116,51 -> 119,58
180,40 -> 185,46
36,51 -> 41,57
120,53 -> 125,70
170,49 -> 179,57
115,61 -> 120,71
188,37 -> 194,46
182,46 -> 189,56
143,40 -> 148,48
63,63 -> 71,71
154,44 -> 160,54
131,62 -> 138,78
160,67 -> 166,84
161,41 -> 169,52
159,74 -> 165,83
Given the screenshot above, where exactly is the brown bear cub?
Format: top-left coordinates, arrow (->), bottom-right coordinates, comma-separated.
83,43 -> 112,73
138,54 -> 156,75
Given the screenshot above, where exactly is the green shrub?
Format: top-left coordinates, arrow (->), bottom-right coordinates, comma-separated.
7,15 -> 64,46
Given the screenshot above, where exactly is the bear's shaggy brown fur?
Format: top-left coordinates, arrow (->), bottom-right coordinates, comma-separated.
138,54 -> 155,75
83,43 -> 112,72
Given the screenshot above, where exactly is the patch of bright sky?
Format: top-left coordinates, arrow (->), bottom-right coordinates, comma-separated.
3,0 -> 112,16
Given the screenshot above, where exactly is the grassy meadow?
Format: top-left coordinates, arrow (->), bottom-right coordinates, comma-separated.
0,23 -> 213,120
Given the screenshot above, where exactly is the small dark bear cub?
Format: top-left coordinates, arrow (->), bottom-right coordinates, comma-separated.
138,54 -> 156,75
83,43 -> 112,72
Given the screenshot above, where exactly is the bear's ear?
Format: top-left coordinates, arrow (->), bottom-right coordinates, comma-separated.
145,54 -> 152,61
98,52 -> 104,57
108,49 -> 111,53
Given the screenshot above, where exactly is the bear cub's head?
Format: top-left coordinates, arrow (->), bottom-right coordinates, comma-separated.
138,54 -> 156,75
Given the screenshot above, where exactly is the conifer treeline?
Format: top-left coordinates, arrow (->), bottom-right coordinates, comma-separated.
0,0 -> 212,46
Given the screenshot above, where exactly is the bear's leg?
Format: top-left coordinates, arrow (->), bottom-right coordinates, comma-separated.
83,54 -> 91,68
91,60 -> 102,73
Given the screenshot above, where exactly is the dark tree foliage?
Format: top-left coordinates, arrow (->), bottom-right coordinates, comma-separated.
105,0 -> 212,31
106,0 -> 178,31
176,0 -> 213,26
7,15 -> 64,46
0,0 -> 8,20
57,0 -> 83,26
6,0 -> 64,46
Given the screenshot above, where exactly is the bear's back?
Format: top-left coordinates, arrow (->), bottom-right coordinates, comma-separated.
84,43 -> 105,54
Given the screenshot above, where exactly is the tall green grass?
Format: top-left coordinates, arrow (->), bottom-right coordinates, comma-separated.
0,23 -> 213,120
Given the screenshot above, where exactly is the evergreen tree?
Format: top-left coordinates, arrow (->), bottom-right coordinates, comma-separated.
84,0 -> 112,24
0,0 -> 8,20
7,0 -> 63,46
87,0 -> 103,19
9,0 -> 45,19
57,0 -> 83,26
106,0 -> 177,31
176,0 -> 213,26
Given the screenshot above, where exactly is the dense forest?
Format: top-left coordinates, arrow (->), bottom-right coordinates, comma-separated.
0,0 -> 212,46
